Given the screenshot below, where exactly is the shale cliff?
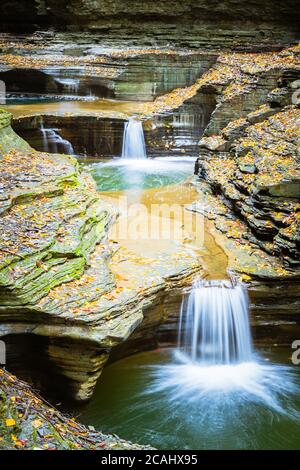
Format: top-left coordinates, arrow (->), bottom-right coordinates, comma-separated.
191,46 -> 300,338
194,46 -> 300,273
0,0 -> 299,48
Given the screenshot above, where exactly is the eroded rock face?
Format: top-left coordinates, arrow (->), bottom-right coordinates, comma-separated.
0,37 -> 218,102
11,92 -> 217,159
0,1 -> 299,48
0,43 -> 299,402
0,110 -> 30,155
0,111 -> 202,400
13,114 -> 127,158
199,107 -> 300,265
192,47 -> 300,334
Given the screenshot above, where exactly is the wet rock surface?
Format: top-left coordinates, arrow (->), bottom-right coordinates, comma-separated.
13,114 -> 127,158
0,13 -> 299,451
0,41 -> 299,411
0,36 -> 217,101
198,107 -> 300,264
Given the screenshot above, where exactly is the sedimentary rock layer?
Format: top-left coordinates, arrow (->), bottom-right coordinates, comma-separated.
0,110 -> 201,400
194,47 -> 300,271
192,46 -> 300,335
0,1 -> 299,48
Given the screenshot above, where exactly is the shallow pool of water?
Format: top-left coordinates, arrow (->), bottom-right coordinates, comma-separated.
81,157 -> 195,192
3,97 -> 146,117
76,348 -> 300,450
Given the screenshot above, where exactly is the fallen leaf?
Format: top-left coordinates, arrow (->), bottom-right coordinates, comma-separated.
6,419 -> 16,427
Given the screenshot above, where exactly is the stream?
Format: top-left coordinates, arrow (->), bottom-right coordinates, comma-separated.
72,122 -> 300,450
76,348 -> 300,450
3,65 -> 300,450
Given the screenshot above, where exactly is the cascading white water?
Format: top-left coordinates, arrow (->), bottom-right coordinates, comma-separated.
146,277 -> 299,427
121,118 -> 147,159
40,125 -> 74,155
40,124 -> 49,152
178,279 -> 252,365
55,78 -> 80,95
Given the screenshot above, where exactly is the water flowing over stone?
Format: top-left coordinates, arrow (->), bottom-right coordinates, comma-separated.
55,78 -> 80,95
178,279 -> 252,364
40,124 -> 74,155
121,118 -> 147,159
143,278 -> 299,432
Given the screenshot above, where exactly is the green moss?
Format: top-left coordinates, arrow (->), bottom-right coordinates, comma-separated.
0,110 -> 31,157
0,119 -> 113,314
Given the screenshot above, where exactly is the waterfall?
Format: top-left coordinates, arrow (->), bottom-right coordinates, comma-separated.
40,125 -> 74,155
144,277 -> 299,441
56,78 -> 80,95
121,118 -> 147,159
178,279 -> 252,365
40,124 -> 49,152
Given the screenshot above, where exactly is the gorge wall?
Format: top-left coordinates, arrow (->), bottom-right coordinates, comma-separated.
0,1 -> 299,48
191,46 -> 300,346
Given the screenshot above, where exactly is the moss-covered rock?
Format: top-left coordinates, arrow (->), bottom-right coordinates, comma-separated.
0,110 -> 30,156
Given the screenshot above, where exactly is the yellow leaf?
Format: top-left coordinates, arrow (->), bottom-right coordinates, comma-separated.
103,293 -> 116,300
6,419 -> 16,427
115,273 -> 128,281
15,440 -> 24,447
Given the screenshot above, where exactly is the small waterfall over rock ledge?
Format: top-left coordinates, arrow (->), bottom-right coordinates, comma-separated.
40,124 -> 74,155
178,279 -> 252,365
146,278 -> 299,425
121,118 -> 147,159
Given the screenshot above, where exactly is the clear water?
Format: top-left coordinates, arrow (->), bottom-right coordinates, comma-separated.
77,348 -> 300,450
3,98 -> 145,117
81,157 -> 195,192
76,281 -> 300,450
5,95 -> 94,105
122,118 -> 147,159
7,97 -> 63,105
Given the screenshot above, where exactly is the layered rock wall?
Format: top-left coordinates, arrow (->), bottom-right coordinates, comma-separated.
192,47 -> 300,339
0,1 -> 299,48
